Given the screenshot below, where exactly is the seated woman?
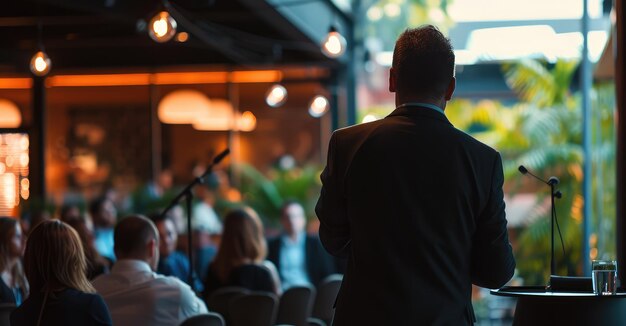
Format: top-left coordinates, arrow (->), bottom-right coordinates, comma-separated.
0,217 -> 28,305
203,207 -> 281,298
10,220 -> 112,326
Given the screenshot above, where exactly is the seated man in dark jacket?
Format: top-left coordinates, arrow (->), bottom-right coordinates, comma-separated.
267,201 -> 337,290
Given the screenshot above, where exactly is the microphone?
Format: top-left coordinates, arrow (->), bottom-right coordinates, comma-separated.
518,165 -> 559,186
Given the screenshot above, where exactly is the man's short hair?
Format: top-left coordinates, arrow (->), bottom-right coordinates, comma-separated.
114,215 -> 158,257
392,25 -> 455,99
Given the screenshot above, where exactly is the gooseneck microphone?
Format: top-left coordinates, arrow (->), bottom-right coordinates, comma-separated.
518,165 -> 560,186
518,165 -> 565,277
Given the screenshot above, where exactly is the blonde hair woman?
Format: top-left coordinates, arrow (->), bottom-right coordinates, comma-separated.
0,217 -> 28,305
10,220 -> 112,326
203,207 -> 281,297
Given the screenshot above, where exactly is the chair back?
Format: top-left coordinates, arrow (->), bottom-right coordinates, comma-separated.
276,285 -> 316,326
311,274 -> 343,325
0,303 -> 16,326
180,312 -> 225,326
207,286 -> 250,324
229,292 -> 278,326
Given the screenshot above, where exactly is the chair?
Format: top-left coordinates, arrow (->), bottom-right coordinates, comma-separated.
229,292 -> 278,326
0,303 -> 16,326
180,312 -> 225,326
207,286 -> 250,324
275,285 -> 316,326
311,274 -> 343,326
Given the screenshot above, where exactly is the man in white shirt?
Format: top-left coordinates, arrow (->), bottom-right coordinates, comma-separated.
93,215 -> 208,326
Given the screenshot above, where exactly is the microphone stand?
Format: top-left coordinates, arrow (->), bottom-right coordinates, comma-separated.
548,178 -> 562,276
519,166 -> 562,276
160,148 -> 230,291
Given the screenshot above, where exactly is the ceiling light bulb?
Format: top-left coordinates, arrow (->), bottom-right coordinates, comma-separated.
149,11 -> 177,43
308,95 -> 329,118
30,51 -> 51,76
321,27 -> 347,58
266,84 -> 287,108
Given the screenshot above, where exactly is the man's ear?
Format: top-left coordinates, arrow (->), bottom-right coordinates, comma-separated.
444,77 -> 456,101
389,68 -> 397,93
147,238 -> 157,259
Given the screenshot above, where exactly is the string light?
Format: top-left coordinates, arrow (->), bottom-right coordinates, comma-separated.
30,51 -> 51,76
149,11 -> 177,43
321,26 -> 347,58
308,95 -> 329,118
265,84 -> 288,108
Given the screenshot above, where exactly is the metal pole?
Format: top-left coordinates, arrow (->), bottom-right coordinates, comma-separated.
581,0 -> 592,276
32,76 -> 46,200
615,0 -> 626,283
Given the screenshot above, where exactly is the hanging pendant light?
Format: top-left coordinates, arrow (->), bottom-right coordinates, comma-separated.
321,26 -> 347,58
308,95 -> 329,118
30,51 -> 51,76
30,23 -> 51,76
149,11 -> 177,43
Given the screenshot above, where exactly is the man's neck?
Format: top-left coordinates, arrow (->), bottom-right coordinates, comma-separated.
396,96 -> 446,110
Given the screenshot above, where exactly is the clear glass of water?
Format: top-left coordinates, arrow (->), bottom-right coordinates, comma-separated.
592,260 -> 618,296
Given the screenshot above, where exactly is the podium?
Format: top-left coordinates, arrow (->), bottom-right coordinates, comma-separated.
491,286 -> 626,325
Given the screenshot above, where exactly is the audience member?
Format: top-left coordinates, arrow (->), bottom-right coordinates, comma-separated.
267,201 -> 337,290
203,208 -> 281,298
0,217 -> 28,305
192,224 -> 217,281
93,215 -> 207,326
59,203 -> 82,223
11,220 -> 112,325
133,169 -> 174,214
89,197 -> 117,261
192,182 -> 222,235
65,217 -> 111,279
150,213 -> 203,291
20,209 -> 50,236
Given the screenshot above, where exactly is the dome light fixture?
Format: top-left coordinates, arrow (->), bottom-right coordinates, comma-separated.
30,51 -> 51,77
0,99 -> 22,128
308,95 -> 329,118
265,84 -> 288,108
321,26 -> 347,58
149,11 -> 177,43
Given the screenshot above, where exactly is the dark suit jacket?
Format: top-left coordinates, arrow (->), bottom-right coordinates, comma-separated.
267,234 -> 336,287
316,105 -> 515,325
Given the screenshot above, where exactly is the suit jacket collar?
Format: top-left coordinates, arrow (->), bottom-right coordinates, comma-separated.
387,105 -> 452,126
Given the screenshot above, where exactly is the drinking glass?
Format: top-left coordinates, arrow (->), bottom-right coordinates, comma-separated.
592,260 -> 617,296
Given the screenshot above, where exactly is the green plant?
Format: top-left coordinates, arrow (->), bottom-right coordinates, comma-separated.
234,163 -> 322,226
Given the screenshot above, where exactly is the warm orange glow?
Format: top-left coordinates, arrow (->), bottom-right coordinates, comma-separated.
39,70 -> 282,87
192,99 -> 235,131
158,89 -> 212,124
153,72 -> 229,85
0,78 -> 32,89
0,133 -> 28,216
175,32 -> 189,42
237,111 -> 257,132
0,99 -> 22,128
47,73 -> 151,87
230,70 -> 283,83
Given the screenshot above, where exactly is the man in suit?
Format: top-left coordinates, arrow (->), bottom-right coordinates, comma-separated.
316,25 -> 515,325
267,200 -> 336,290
